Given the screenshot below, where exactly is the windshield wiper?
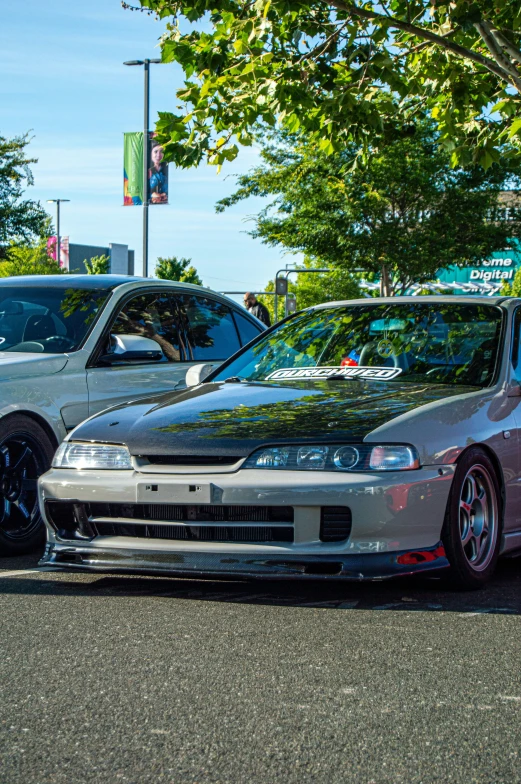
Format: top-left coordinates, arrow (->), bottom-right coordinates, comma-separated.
223,376 -> 245,383
325,373 -> 362,381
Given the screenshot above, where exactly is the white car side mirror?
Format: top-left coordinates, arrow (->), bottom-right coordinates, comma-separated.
100,334 -> 164,365
186,363 -> 214,387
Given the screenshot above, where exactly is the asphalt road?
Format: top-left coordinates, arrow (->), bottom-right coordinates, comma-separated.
1,552 -> 521,784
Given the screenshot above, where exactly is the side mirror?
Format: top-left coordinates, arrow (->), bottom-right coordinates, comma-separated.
508,381 -> 521,397
186,363 -> 214,387
99,334 -> 163,365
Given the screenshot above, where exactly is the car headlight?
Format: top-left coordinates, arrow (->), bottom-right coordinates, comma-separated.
52,442 -> 133,470
243,444 -> 419,472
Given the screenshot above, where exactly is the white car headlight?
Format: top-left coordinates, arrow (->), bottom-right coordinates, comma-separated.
243,444 -> 420,471
368,445 -> 419,471
52,442 -> 133,470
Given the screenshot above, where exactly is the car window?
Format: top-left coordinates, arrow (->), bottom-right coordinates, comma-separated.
111,292 -> 187,362
213,302 -> 504,387
512,307 -> 521,376
233,310 -> 263,346
179,295 -> 241,361
0,287 -> 111,353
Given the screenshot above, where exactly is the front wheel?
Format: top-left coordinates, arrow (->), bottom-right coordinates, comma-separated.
0,415 -> 55,556
442,447 -> 501,589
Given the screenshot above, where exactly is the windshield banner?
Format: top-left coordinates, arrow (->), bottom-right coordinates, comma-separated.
266,366 -> 403,381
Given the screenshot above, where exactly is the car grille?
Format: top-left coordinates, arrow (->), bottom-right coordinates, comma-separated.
90,522 -> 294,543
45,501 -> 294,545
88,502 -> 293,523
320,507 -> 352,542
45,503 -> 352,545
143,455 -> 242,466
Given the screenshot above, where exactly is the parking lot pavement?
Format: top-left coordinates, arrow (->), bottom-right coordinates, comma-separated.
1,553 -> 521,784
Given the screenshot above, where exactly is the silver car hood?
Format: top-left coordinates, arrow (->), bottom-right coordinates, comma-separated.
0,352 -> 68,380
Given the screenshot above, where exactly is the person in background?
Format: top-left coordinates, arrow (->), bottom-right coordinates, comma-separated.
243,292 -> 271,327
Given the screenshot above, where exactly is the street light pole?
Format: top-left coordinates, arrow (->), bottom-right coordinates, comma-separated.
47,199 -> 70,266
124,58 -> 161,278
143,59 -> 150,279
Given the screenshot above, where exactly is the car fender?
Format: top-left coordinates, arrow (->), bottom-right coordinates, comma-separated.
364,386 -> 515,463
0,395 -> 67,446
365,386 -> 519,534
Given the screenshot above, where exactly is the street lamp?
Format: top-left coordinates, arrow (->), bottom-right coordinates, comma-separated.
47,199 -> 70,266
124,58 -> 162,278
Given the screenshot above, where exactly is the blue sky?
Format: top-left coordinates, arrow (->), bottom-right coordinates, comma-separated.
1,0 -> 299,299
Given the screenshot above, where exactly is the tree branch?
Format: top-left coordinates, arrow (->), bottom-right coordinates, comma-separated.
489,26 -> 521,69
326,0 -> 521,92
298,22 -> 347,64
395,26 -> 460,58
474,21 -> 521,91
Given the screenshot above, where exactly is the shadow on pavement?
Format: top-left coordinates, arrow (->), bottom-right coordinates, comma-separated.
1,550 -> 521,615
0,552 -> 41,571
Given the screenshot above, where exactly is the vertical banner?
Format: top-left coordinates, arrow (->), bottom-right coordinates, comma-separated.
60,236 -> 70,270
47,236 -> 70,268
148,133 -> 168,204
123,132 -> 144,205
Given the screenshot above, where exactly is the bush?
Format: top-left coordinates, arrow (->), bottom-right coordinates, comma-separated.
0,239 -> 64,277
155,256 -> 202,285
84,254 -> 110,274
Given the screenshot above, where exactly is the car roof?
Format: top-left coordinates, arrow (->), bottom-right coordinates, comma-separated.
313,295 -> 511,307
0,275 -> 263,323
0,275 -> 139,290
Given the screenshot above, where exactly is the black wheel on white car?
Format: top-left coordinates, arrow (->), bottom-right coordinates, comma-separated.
442,447 -> 501,589
0,415 -> 55,556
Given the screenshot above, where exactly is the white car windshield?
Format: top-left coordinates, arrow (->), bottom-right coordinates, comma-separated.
0,286 -> 111,353
214,302 -> 504,387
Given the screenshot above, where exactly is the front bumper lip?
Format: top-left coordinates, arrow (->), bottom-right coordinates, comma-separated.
39,542 -> 449,580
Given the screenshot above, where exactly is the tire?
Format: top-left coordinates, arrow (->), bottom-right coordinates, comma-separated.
0,415 -> 55,557
442,447 -> 502,590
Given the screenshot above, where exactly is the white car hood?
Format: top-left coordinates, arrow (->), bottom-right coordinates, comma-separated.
0,352 -> 68,380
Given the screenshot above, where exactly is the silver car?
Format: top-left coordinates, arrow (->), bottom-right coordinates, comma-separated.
0,275 -> 263,555
39,296 -> 521,589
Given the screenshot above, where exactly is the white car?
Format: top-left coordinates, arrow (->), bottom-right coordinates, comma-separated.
0,275 -> 264,555
38,296 -> 521,589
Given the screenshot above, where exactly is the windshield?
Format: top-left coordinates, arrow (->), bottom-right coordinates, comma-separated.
213,302 -> 504,387
0,286 -> 111,353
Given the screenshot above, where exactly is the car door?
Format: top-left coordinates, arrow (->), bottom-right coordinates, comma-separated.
86,290 -> 193,417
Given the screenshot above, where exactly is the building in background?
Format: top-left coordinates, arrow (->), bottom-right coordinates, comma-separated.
437,242 -> 521,293
68,242 -> 135,275
437,192 -> 521,294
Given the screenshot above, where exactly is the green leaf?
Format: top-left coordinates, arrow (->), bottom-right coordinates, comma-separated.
285,113 -> 300,133
508,118 -> 521,138
318,138 -> 334,155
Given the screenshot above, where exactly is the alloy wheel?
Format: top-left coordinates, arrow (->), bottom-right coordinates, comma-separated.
0,433 -> 43,541
458,464 -> 498,572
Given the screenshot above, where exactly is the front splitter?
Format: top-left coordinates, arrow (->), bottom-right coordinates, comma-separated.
39,542 -> 449,581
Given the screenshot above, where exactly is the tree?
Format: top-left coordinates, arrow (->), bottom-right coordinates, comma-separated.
500,260 -> 521,296
0,237 -> 64,278
132,0 -> 521,170
85,254 -> 110,274
216,124 -> 521,295
0,133 -> 49,250
155,255 -> 202,285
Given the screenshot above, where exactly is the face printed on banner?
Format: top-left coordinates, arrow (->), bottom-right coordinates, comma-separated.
151,144 -> 164,167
